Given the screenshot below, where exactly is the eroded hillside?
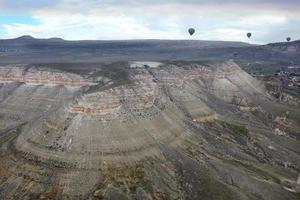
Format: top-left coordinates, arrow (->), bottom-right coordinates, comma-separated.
0,61 -> 300,200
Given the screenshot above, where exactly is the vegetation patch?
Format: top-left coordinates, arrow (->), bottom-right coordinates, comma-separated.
217,120 -> 249,137
91,163 -> 150,199
225,159 -> 282,185
86,79 -> 132,94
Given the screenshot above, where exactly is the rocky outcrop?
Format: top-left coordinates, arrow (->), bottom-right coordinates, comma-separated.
70,61 -> 265,117
70,70 -> 158,115
0,65 -> 93,86
153,63 -> 212,87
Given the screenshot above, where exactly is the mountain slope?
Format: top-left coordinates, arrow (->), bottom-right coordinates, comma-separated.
0,61 -> 299,199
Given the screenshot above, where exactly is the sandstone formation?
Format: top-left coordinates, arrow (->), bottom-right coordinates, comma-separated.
0,61 -> 300,200
0,65 -> 93,86
70,71 -> 158,116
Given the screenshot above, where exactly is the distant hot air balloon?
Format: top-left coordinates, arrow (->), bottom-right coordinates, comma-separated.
188,28 -> 195,36
286,37 -> 291,42
247,32 -> 252,38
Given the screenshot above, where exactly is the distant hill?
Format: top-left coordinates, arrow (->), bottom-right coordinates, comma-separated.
0,35 -> 252,63
0,35 -> 299,63
229,40 -> 300,61
264,40 -> 300,55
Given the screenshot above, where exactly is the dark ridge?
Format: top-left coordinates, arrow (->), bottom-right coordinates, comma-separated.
16,35 -> 36,40
0,36 -> 299,64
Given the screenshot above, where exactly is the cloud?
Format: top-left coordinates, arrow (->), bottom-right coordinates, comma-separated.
1,0 -> 300,43
2,9 -> 182,40
0,0 -> 61,14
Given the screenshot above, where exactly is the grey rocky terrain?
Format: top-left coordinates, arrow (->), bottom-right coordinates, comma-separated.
0,60 -> 300,200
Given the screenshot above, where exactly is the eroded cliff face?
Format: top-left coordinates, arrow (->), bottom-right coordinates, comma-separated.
69,61 -> 264,117
1,61 -> 300,200
70,71 -> 158,116
0,65 -> 93,86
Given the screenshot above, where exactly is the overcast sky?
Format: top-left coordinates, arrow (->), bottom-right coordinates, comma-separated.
0,0 -> 299,44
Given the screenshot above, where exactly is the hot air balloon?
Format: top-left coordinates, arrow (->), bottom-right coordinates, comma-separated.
286,37 -> 291,42
188,28 -> 195,36
247,32 -> 252,38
